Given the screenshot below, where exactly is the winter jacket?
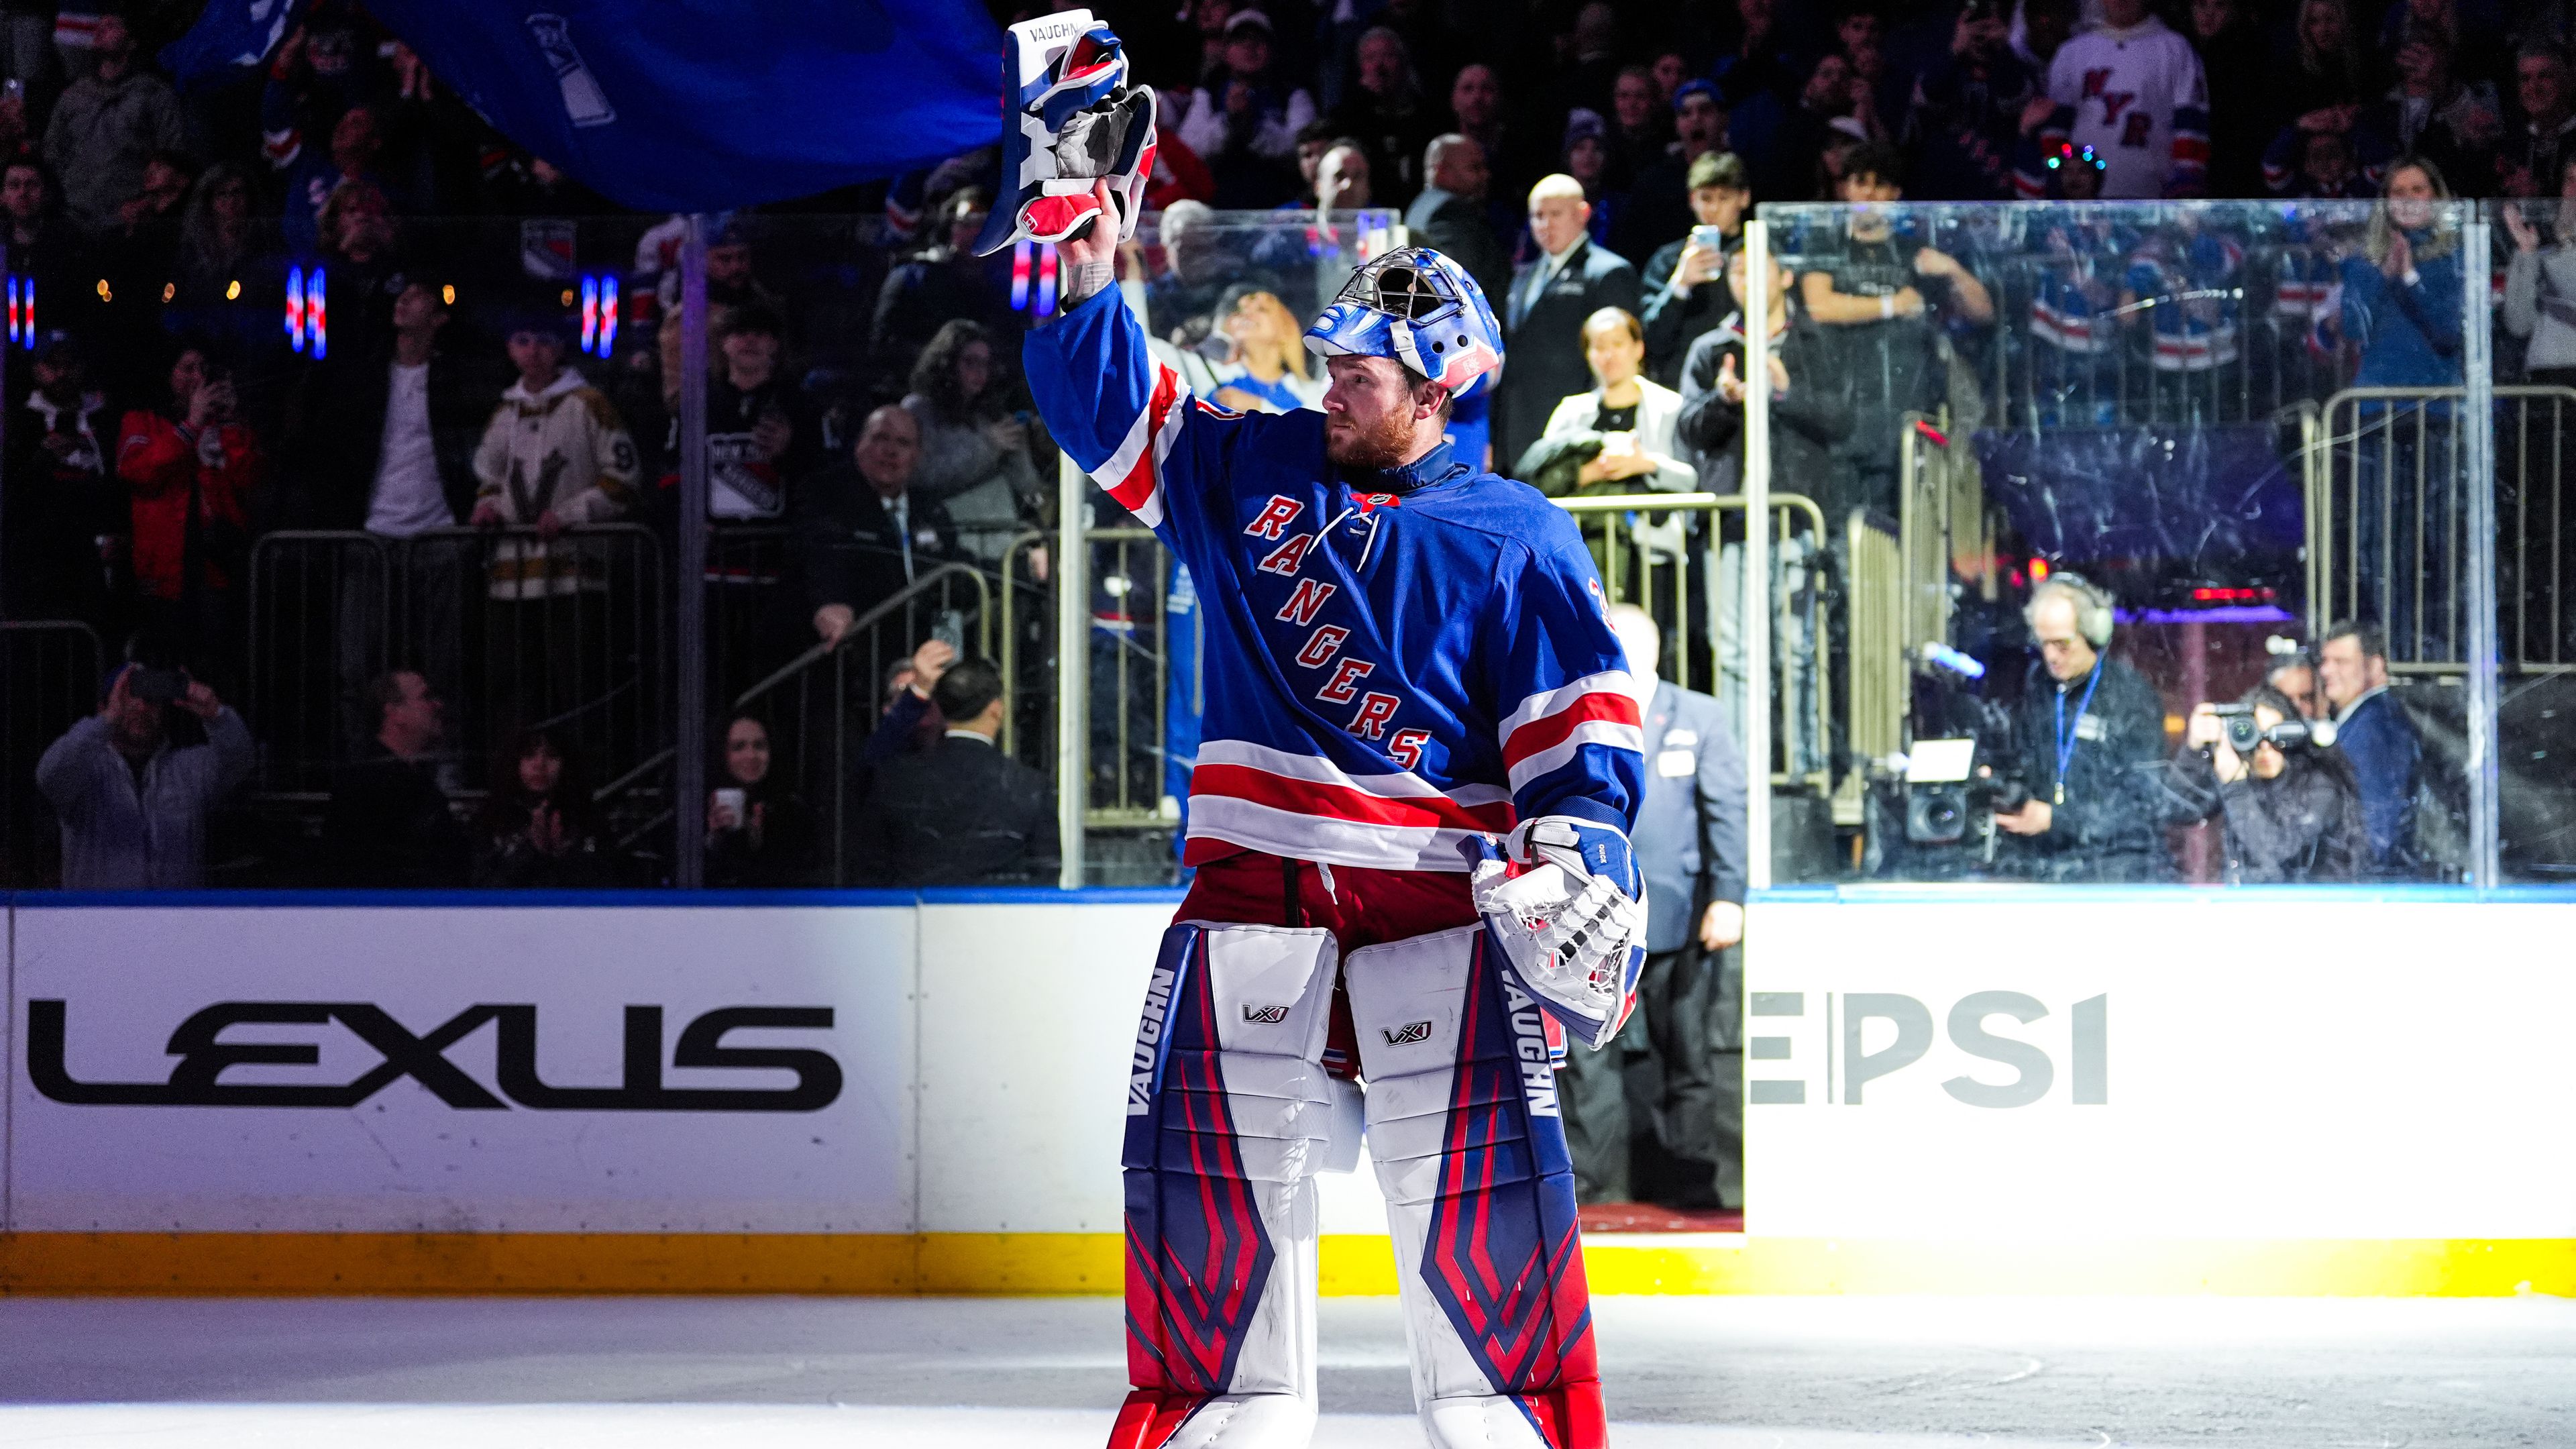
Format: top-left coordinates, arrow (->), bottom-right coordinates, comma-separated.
1675,307 -> 1854,508
2001,655 -> 2174,883
2161,745 -> 2365,883
115,411 -> 261,602
1520,378 -> 1697,496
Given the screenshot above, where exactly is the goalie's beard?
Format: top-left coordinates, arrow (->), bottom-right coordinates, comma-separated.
1324,399 -> 1417,470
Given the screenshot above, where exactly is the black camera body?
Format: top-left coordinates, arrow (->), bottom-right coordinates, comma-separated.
127,665 -> 189,705
2210,702 -> 2336,754
1901,698 -> 2029,845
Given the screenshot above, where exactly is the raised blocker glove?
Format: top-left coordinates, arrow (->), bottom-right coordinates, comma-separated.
1468,816 -> 1649,1051
976,11 -> 1159,257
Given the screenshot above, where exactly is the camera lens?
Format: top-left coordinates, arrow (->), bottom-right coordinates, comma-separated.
2224,714 -> 2261,753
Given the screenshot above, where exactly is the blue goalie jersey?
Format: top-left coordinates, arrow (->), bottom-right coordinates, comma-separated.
1026,284 -> 1645,871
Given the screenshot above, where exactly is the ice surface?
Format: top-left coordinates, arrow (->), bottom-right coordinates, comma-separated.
5,1294 -> 2573,1447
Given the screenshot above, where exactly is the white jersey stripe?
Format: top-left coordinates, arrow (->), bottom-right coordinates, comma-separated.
1497,668 -> 1635,741
1195,738 -> 1511,810
1503,719 -> 1650,794
1186,796 -> 1487,873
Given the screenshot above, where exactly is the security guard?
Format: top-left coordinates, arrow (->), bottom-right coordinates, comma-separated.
1561,604 -> 1750,1208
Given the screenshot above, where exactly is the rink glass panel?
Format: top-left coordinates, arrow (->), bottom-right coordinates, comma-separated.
1,215 -> 680,887
2489,197 -> 2576,884
1747,197 -> 2511,887
13,199 -> 2555,892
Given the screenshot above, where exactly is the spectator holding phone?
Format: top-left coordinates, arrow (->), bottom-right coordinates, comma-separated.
36,659 -> 252,889
1637,151 -> 1752,386
853,657 -> 1056,885
117,341 -> 262,686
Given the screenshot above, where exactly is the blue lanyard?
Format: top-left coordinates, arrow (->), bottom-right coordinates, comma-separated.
2052,657 -> 2104,804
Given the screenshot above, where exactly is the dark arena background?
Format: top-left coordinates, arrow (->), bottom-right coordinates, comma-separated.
1,1 -> 2573,1445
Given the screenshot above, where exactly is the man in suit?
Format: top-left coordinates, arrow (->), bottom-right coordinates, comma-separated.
853,655 -> 1057,885
796,403 -> 961,659
2318,621 -> 2422,879
1403,134 -> 1510,313
1560,605 -> 1750,1208
1497,173 -> 1640,469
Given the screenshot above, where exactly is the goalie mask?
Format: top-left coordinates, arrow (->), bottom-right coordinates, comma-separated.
1301,246 -> 1505,401
977,10 -> 1159,257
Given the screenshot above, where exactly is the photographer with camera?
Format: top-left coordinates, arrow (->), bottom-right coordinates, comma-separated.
1992,575 -> 2171,882
35,656 -> 252,889
2165,685 -> 2365,883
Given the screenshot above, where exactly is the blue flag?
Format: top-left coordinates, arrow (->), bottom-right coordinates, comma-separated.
364,1 -> 1004,210
160,0 -> 311,92
168,0 -> 1005,211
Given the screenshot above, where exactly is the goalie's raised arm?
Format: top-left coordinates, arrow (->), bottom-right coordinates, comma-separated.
1055,178 -> 1121,307
1022,180 -> 1256,547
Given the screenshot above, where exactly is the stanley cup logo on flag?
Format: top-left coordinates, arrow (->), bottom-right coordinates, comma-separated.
525,13 -> 616,128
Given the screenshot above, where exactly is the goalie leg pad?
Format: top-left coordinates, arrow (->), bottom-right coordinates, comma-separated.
1117,922 -> 1349,1448
1346,924 -> 1606,1449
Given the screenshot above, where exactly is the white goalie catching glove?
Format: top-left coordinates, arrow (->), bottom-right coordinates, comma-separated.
1468,816 -> 1649,1051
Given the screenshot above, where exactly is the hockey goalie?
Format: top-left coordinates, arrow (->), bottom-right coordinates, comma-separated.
1005,19 -> 1649,1448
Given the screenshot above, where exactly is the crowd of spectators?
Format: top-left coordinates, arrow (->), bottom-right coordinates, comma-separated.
2,0 -> 2557,894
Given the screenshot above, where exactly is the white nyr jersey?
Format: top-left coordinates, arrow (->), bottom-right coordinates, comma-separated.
2044,15 -> 2210,199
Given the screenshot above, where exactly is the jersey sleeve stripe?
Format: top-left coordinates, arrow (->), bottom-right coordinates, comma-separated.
1091,360 -> 1185,530
1504,721 -> 1651,794
1498,669 -> 1635,738
1500,686 -> 1642,771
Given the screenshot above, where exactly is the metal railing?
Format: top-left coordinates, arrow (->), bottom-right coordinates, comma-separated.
2498,386 -> 2576,674
246,523 -> 667,794
1083,527 -> 1174,827
1845,509 -> 1905,814
1,620 -> 103,886
724,561 -> 993,883
2308,385 -> 2576,674
1837,413 -> 1998,824
1556,492 -> 1833,792
1896,411 -> 1995,654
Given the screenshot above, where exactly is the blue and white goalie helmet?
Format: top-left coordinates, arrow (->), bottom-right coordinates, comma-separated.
1301,247 -> 1504,401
